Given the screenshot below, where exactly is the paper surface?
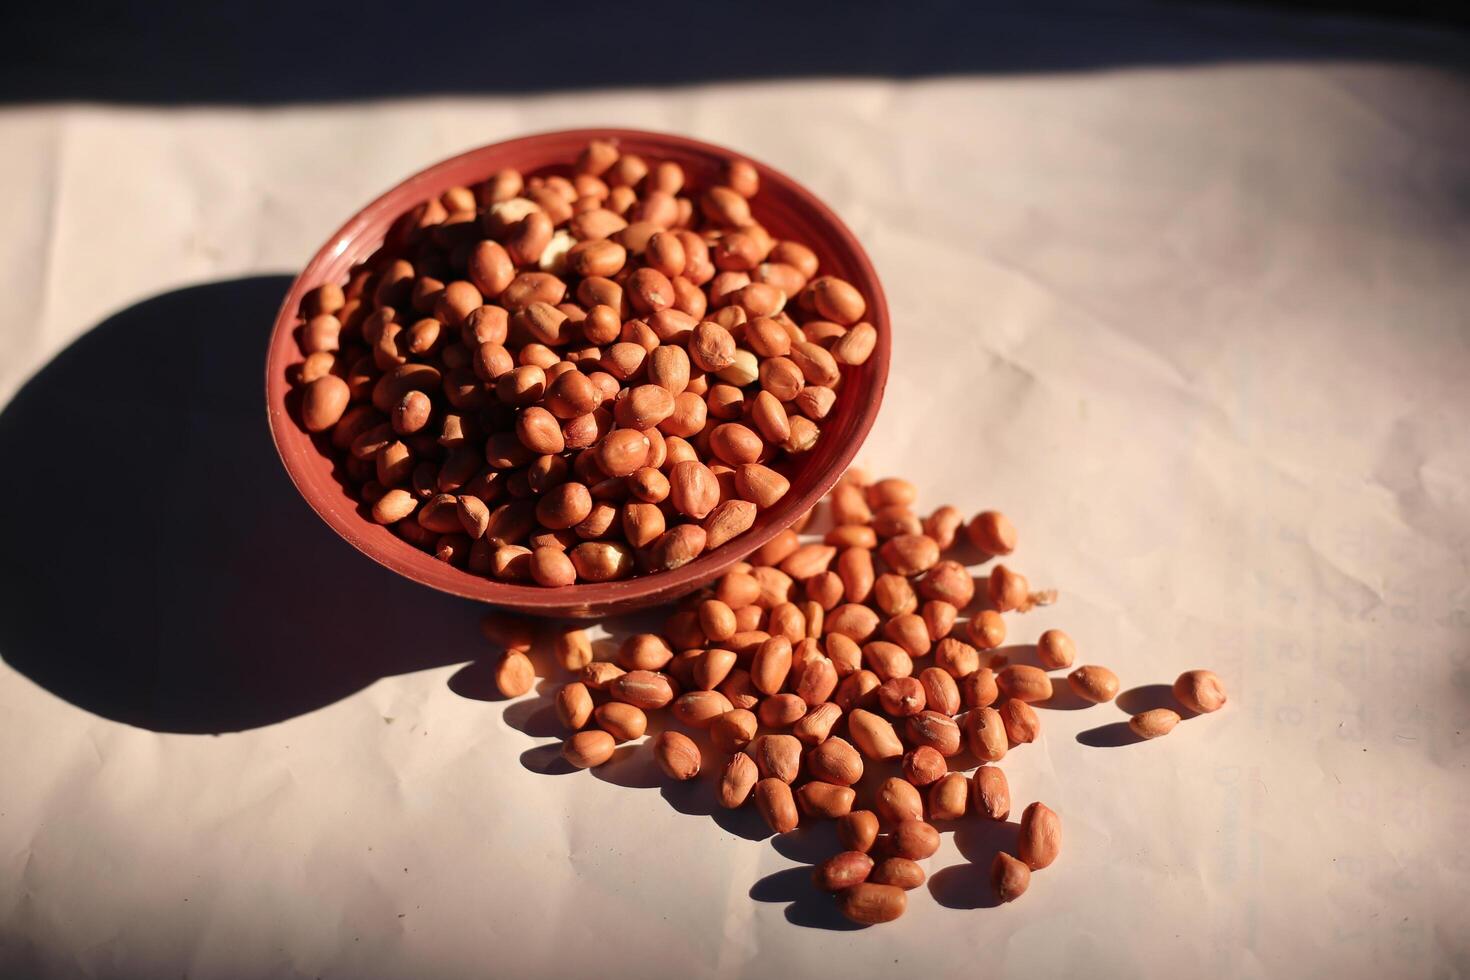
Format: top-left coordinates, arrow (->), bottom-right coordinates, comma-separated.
2,56 -> 1469,980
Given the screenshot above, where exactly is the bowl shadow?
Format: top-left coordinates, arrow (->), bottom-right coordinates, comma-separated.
0,277 -> 482,733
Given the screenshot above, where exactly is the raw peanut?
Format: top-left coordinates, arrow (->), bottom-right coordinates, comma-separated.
768,602 -> 807,643
581,661 -> 626,691
928,772 -> 969,821
619,633 -> 674,672
919,667 -> 961,716
653,731 -> 701,780
1037,629 -> 1076,670
781,543 -> 837,580
883,613 -> 932,658
673,690 -> 734,728
872,574 -> 917,616
972,766 -> 1011,821
967,610 -> 1007,650
1019,801 -> 1061,869
595,701 -> 648,742
495,651 -> 536,697
862,641 -> 913,681
372,489 -> 417,525
921,600 -> 958,642
647,524 -> 706,570
609,670 -> 676,709
891,820 -> 940,860
918,560 -> 975,608
616,384 -> 676,430
849,710 -> 904,761
596,428 -> 651,477
747,733 -> 803,783
667,461 -> 719,519
391,389 -> 431,435
814,851 -> 874,892
807,276 -> 865,325
876,778 -> 925,825
693,648 -> 738,691
1000,699 -> 1041,744
758,693 -> 808,729
703,499 -> 756,550
800,601 -> 825,640
807,735 -> 864,786
793,701 -> 843,744
870,857 -> 926,890
866,478 -> 916,508
719,753 -> 759,808
923,505 -> 965,550
302,375 -> 350,431
754,778 -> 799,833
529,549 -> 573,587
797,782 -> 857,820
965,707 -> 1008,762
872,505 -> 922,539
729,630 -> 771,657
967,510 -> 1017,555
698,599 -> 737,642
825,633 -> 862,676
1068,665 -> 1121,703
562,730 -> 616,769
906,711 -> 962,757
555,682 -> 594,730
830,321 -> 877,365
879,534 -> 941,576
834,669 -> 881,713
827,604 -> 881,643
992,852 -> 1031,902
734,463 -> 790,508
535,482 -> 593,530
753,528 -> 801,566
710,707 -> 758,753
417,494 -> 464,534
751,636 -> 794,695
749,390 -> 791,443
1174,669 -> 1227,713
622,502 -> 665,549
829,482 -> 873,525
878,676 -> 927,717
837,548 -> 876,604
987,564 -> 1029,612
902,746 -> 948,787
1129,708 -> 1181,739
839,883 -> 906,925
794,657 -> 838,706
998,665 -> 1053,702
570,542 -> 633,582
457,495 -> 491,539
838,810 -> 880,853
826,525 -> 878,550
934,640 -> 981,678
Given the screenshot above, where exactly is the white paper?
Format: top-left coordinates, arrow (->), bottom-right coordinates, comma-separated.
2,58 -> 1468,979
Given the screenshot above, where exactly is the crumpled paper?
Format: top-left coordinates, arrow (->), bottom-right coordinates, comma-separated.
2,60 -> 1469,979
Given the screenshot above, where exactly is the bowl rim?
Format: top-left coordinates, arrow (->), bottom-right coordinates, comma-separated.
265,127 -> 890,615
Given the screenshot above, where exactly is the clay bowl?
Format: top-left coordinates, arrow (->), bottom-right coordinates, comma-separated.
266,128 -> 890,618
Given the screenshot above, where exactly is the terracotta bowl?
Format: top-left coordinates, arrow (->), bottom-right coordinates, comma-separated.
265,128 -> 890,618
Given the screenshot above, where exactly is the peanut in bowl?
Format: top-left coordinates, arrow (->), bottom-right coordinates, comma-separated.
265,129 -> 890,618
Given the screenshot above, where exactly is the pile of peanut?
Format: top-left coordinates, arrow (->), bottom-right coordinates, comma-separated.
485,471 -> 1228,924
288,140 -> 878,585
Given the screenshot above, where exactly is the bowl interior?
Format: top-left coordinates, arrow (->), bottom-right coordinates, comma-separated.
266,129 -> 889,617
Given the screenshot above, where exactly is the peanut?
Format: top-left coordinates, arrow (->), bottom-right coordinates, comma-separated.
1018,801 -> 1061,869
1129,708 -> 1181,739
653,731 -> 701,780
1173,669 -> 1227,713
991,852 -> 1031,902
813,852 -> 874,892
838,883 -> 906,925
1068,665 -> 1120,703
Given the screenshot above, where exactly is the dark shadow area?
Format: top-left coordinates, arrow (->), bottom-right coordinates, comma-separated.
1,1 -> 1465,105
1038,679 -> 1097,711
750,865 -> 865,932
1116,684 -> 1184,715
1076,722 -> 1147,747
928,820 -> 1019,910
0,276 -> 494,732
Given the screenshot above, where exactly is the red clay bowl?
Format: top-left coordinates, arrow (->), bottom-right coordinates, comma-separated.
266,128 -> 890,618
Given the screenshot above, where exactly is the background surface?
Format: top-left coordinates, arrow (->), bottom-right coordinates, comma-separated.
1,4 -> 1468,978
